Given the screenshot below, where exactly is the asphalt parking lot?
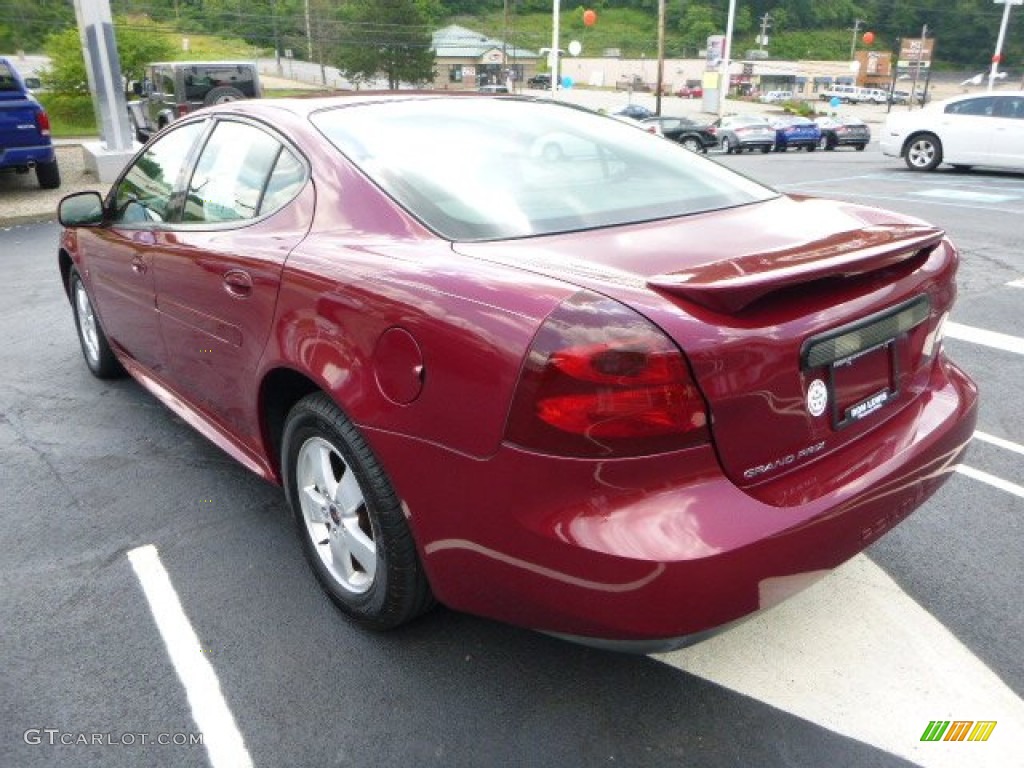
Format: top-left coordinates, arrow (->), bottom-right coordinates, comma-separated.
1,135 -> 1021,768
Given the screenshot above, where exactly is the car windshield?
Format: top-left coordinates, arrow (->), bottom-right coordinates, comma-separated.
311,98 -> 777,241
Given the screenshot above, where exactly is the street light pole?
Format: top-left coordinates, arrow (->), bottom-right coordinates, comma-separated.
655,0 -> 665,115
988,0 -> 1018,92
550,0 -> 560,99
717,0 -> 736,118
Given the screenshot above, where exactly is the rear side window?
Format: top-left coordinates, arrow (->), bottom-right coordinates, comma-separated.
183,121 -> 282,223
114,121 -> 205,224
260,148 -> 306,215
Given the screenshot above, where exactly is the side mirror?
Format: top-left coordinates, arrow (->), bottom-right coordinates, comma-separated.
58,192 -> 105,227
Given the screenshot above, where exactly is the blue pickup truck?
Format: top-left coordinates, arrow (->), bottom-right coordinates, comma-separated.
0,57 -> 60,189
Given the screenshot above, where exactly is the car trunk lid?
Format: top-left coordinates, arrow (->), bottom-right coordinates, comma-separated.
454,196 -> 953,494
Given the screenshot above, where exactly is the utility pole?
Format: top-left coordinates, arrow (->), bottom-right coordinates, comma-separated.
304,0 -> 313,62
909,24 -> 927,110
758,13 -> 771,51
850,18 -> 867,60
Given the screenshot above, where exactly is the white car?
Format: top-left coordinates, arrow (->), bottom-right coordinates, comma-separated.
759,90 -> 792,103
881,91 -> 1024,172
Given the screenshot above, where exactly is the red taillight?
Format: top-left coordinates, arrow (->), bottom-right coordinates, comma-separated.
35,110 -> 51,137
506,291 -> 709,457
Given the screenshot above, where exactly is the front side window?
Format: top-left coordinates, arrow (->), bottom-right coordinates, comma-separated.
183,121 -> 283,223
113,121 -> 205,224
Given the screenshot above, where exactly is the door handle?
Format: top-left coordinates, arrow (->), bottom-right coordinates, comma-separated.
223,269 -> 253,298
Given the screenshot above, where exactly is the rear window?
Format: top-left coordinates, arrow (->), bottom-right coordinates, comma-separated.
0,61 -> 21,92
312,99 -> 776,241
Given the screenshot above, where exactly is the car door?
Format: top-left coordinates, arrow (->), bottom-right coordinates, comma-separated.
151,118 -> 311,441
939,96 -> 998,164
81,120 -> 206,371
989,96 -> 1024,168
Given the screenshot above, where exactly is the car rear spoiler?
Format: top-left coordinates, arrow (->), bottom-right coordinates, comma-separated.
646,225 -> 945,313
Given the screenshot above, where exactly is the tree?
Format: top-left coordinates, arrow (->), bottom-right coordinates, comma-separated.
41,19 -> 176,96
333,0 -> 436,89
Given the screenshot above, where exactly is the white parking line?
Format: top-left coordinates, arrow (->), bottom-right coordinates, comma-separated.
775,187 -> 1024,214
945,322 -> 1024,355
656,554 -> 1024,767
974,430 -> 1024,457
128,545 -> 254,768
956,465 -> 1024,500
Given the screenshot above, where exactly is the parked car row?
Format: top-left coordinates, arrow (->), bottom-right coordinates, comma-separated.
618,107 -> 873,155
713,114 -> 871,154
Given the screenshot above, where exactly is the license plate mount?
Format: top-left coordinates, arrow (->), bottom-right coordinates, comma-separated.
828,341 -> 898,429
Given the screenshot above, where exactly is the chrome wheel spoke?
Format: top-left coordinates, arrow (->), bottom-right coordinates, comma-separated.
336,468 -> 363,515
309,442 -> 339,501
328,527 -> 357,581
341,518 -> 376,579
300,483 -> 329,524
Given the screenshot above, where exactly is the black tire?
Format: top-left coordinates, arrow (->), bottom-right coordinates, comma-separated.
203,85 -> 245,106
904,133 -> 943,171
855,144 -> 866,151
721,136 -> 733,154
760,145 -> 771,154
282,393 -> 434,630
36,159 -> 60,189
807,143 -> 816,152
680,136 -> 702,152
69,269 -> 123,379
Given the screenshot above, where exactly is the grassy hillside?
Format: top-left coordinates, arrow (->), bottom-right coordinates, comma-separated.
458,10 -> 870,63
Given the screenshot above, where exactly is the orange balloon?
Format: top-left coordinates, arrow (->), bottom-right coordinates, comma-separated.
862,31 -> 875,45
583,9 -> 597,27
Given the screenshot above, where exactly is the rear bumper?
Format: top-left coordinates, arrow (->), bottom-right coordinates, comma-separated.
370,356 -> 977,647
0,143 -> 55,169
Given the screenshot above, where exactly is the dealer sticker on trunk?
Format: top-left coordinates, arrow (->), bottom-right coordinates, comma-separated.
807,379 -> 829,417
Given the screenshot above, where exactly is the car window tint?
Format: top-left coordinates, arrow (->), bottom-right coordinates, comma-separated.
113,121 -> 205,224
259,148 -> 306,215
946,97 -> 997,116
183,121 -> 281,223
994,96 -> 1024,119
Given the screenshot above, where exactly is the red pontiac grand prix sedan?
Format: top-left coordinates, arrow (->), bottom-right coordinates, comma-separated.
58,95 -> 977,652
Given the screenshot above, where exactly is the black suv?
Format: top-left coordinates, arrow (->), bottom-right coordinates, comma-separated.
127,61 -> 261,142
527,73 -> 552,89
